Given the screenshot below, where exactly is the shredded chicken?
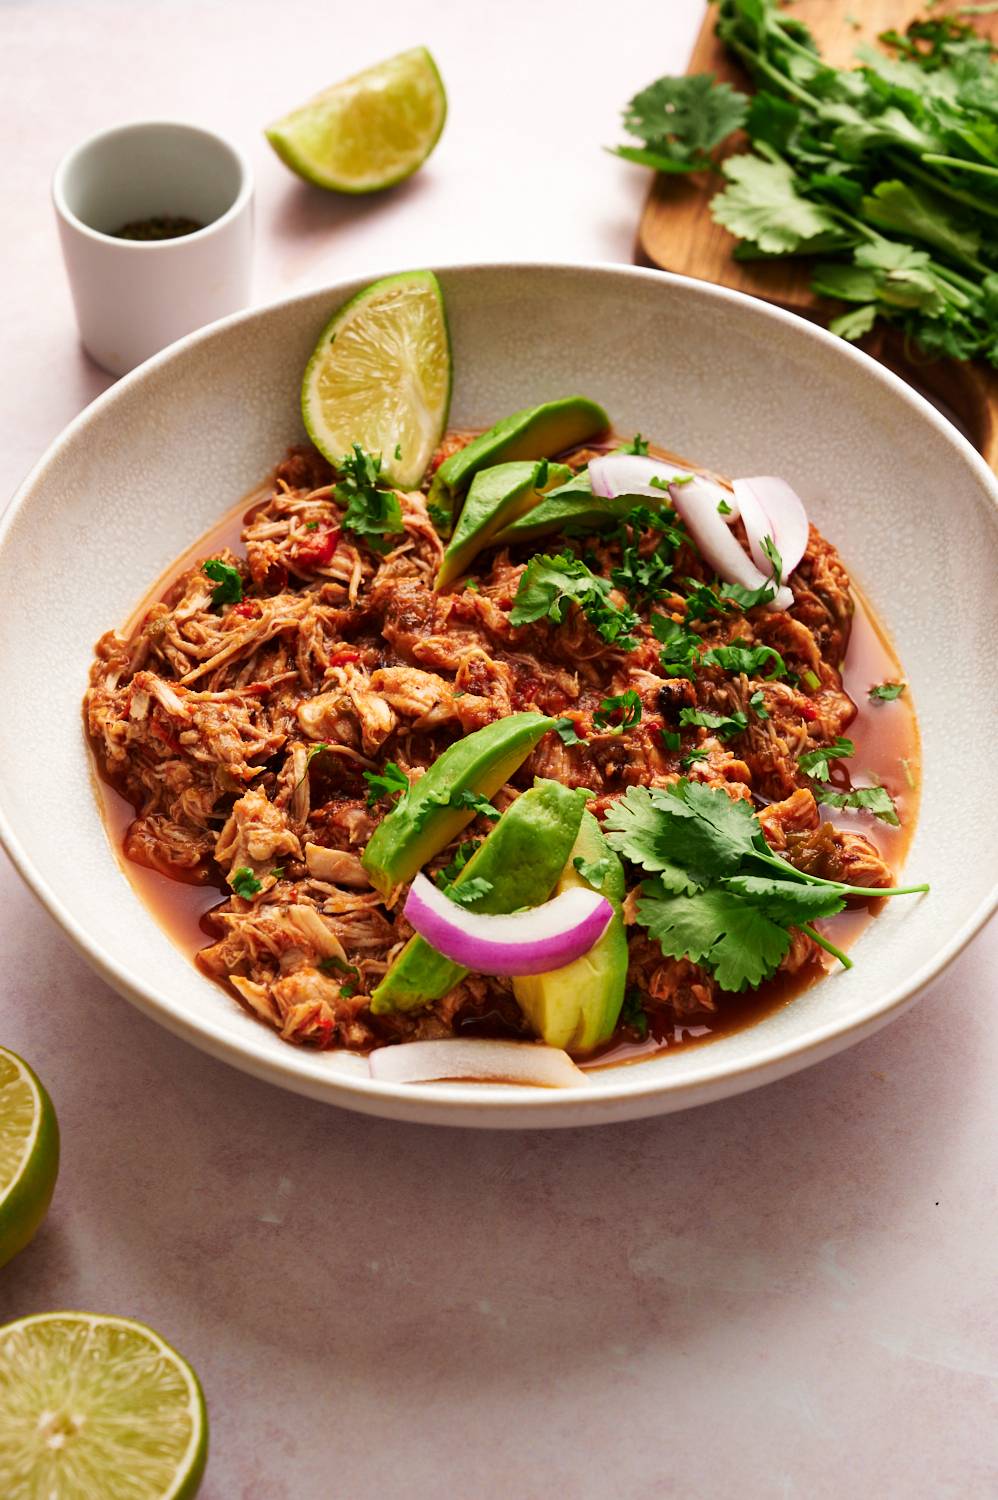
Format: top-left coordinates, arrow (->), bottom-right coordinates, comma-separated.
85,435 -> 907,1054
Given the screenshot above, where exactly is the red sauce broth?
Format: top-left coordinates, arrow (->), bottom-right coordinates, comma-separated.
87,453 -> 921,1065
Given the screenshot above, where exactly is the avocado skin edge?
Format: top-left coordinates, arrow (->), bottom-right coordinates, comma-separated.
370,778 -> 590,1014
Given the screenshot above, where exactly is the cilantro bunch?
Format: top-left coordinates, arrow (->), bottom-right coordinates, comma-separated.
616,2 -> 998,363
603,779 -> 928,991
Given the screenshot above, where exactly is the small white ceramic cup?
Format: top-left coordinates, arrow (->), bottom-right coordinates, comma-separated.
53,120 -> 254,376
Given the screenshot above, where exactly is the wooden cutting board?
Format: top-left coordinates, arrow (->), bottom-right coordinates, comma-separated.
635,0 -> 998,469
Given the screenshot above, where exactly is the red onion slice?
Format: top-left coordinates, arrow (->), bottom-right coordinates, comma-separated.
734,476 -> 809,578
589,452 -> 697,500
404,873 -> 613,977
368,1039 -> 588,1087
669,477 -> 793,610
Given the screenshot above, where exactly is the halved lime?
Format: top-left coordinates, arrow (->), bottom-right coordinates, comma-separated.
0,1312 -> 208,1498
266,47 -> 447,193
0,1047 -> 58,1270
302,270 -> 451,489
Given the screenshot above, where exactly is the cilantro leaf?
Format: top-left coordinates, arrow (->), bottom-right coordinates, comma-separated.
593,690 -> 643,733
203,557 -> 243,608
602,786 -> 705,894
363,761 -> 410,808
446,877 -> 495,907
618,434 -> 650,455
702,643 -> 788,679
636,883 -> 793,991
869,680 -> 906,701
798,736 -> 856,782
509,552 -> 639,649
615,73 -> 749,173
721,875 -> 846,922
231,867 -> 262,899
334,444 -> 405,554
679,706 -> 750,741
434,839 -> 482,890
816,785 -> 900,825
553,716 -> 588,747
603,780 -> 761,891
448,789 -> 501,820
711,154 -> 844,255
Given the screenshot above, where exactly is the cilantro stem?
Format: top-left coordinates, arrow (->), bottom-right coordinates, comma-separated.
750,847 -> 930,899
724,35 -> 821,108
802,923 -> 853,970
921,153 -> 998,182
893,155 -> 998,231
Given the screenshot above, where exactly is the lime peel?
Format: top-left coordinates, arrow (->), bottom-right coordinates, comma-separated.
302,270 -> 452,490
266,47 -> 446,194
0,1046 -> 58,1270
0,1310 -> 208,1499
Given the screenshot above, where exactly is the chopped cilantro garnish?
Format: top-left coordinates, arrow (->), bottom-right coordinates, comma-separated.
318,954 -> 360,981
869,681 -> 906,702
553,716 -> 588,747
394,443 -> 403,461
446,876 -> 495,906
602,779 -> 926,989
618,433 -> 650,455
509,552 -> 639,649
702,643 -> 788,679
448,789 -> 501,820
816,785 -> 900,826
759,535 -> 783,587
434,840 -> 482,891
680,706 -> 749,741
681,747 -> 709,769
231,867 -> 262,899
593,690 -> 643,733
333,444 -> 405,554
661,729 -> 682,751
749,689 -> 769,721
203,557 -> 243,608
363,760 -> 410,808
798,737 -> 855,783
651,613 -> 701,682
717,497 -> 733,516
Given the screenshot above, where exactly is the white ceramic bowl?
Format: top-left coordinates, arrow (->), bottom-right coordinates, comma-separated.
1,263 -> 995,1128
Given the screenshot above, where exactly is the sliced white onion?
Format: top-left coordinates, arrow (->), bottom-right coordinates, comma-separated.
669,477 -> 794,610
734,476 -> 809,579
404,873 -> 613,976
589,452 -> 698,500
368,1038 -> 588,1088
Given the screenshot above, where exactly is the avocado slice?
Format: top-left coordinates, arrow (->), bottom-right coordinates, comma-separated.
361,713 -> 553,897
370,778 -> 590,1014
512,811 -> 628,1053
428,396 -> 610,527
434,460 -> 570,590
492,468 -> 669,547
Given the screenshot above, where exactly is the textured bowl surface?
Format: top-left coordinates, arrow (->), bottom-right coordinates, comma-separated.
1,263 -> 995,1127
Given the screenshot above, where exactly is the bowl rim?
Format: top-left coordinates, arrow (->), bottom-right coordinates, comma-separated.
2,259 -> 996,1125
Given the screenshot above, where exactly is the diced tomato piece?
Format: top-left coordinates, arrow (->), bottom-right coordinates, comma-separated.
800,700 -> 818,722
296,525 -> 340,567
232,600 -> 261,619
329,648 -> 361,667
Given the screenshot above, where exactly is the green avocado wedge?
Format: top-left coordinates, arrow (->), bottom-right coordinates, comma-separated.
512,811 -> 628,1052
435,460 -> 570,590
370,778 -> 591,1014
427,396 -> 610,527
361,714 -> 553,897
492,468 -> 669,547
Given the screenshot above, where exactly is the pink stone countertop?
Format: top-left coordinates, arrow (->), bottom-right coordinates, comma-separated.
1,3 -> 996,1496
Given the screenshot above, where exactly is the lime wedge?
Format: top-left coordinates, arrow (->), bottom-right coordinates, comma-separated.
0,1312 -> 208,1498
266,47 -> 446,193
302,270 -> 451,489
0,1047 -> 58,1270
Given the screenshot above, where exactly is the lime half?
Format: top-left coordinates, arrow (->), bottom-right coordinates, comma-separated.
302,269 -> 451,489
0,1047 -> 58,1270
0,1312 -> 208,1498
266,47 -> 446,193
